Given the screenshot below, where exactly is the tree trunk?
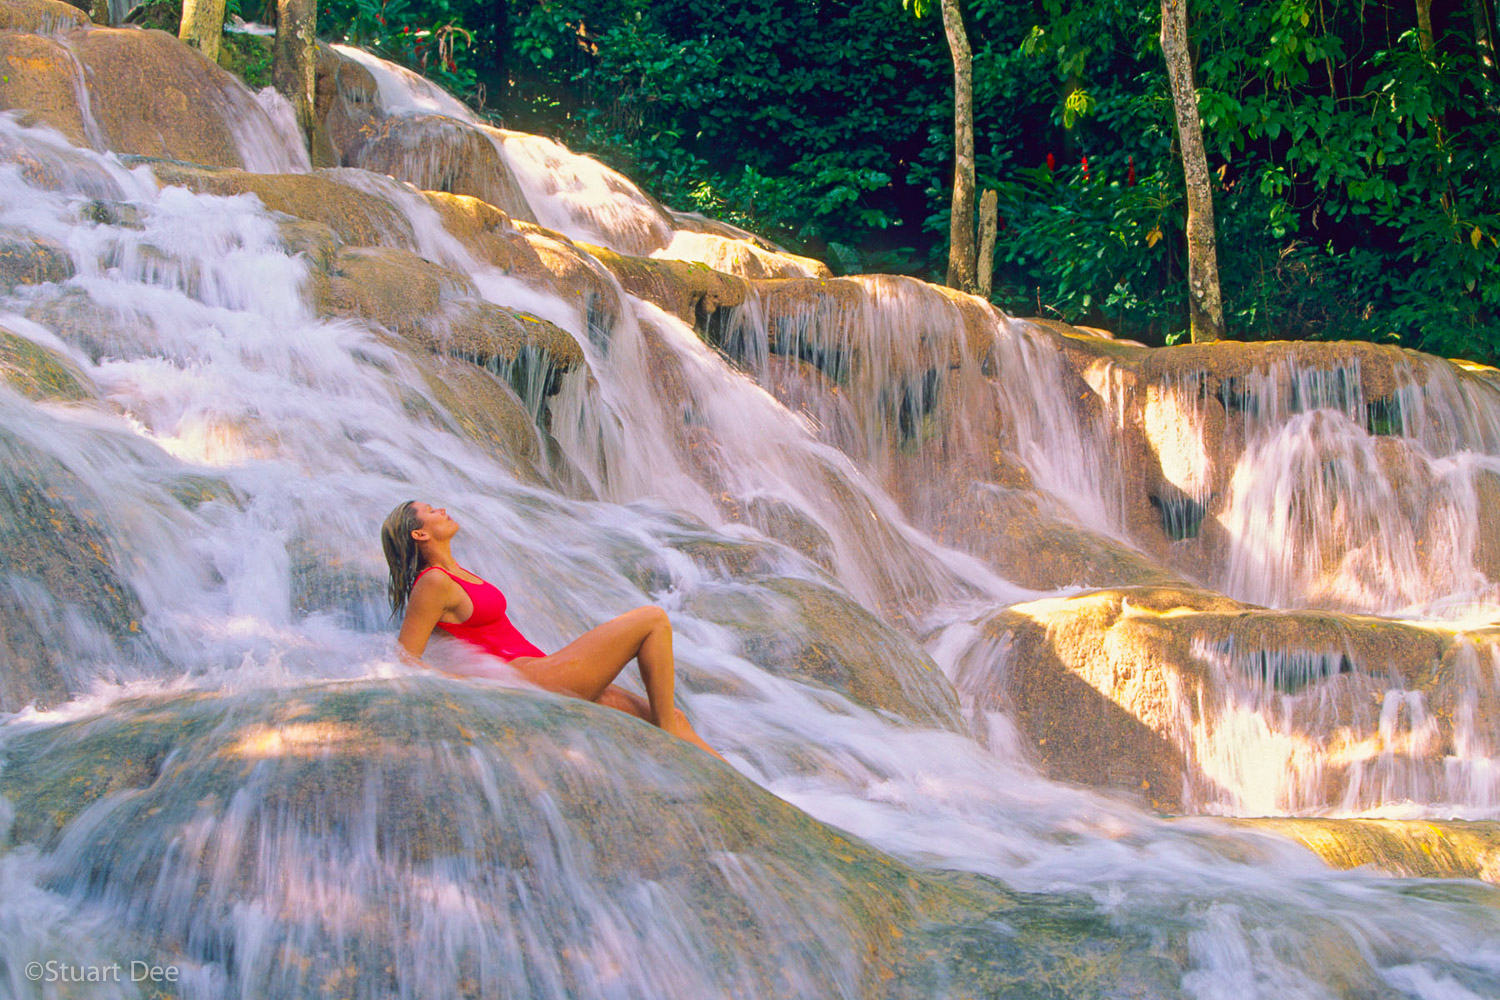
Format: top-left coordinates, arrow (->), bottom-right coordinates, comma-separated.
178,0 -> 226,63
940,0 -> 977,293
1473,0 -> 1499,92
273,0 -> 317,143
1415,0 -> 1435,53
977,189 -> 998,298
1160,0 -> 1224,343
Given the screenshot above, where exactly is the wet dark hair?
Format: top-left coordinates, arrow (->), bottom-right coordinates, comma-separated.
381,500 -> 425,619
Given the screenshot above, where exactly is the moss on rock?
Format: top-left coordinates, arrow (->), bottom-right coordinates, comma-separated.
0,324 -> 92,400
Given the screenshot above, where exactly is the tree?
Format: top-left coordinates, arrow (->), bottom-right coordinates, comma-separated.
274,0 -> 318,142
178,0 -> 226,63
1159,0 -> 1223,343
907,0 -> 978,293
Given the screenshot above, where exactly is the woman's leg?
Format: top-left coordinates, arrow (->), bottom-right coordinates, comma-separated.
513,606 -> 722,758
595,685 -> 721,759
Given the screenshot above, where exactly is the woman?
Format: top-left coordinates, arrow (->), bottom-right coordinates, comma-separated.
382,501 -> 721,759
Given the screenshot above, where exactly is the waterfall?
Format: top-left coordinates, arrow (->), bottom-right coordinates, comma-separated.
2,33 -> 1500,1000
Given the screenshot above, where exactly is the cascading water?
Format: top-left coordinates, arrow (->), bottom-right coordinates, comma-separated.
2,29 -> 1500,999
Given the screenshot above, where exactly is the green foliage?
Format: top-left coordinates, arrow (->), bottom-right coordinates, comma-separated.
220,31 -> 274,90
308,0 -> 1500,362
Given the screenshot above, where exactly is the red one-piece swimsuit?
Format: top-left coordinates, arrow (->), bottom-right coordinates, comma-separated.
418,566 -> 548,661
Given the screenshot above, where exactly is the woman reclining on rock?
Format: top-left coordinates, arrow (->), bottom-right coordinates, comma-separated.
382,500 -> 722,759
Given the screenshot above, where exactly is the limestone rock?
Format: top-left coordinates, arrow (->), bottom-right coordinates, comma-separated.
686,576 -> 966,732
0,0 -> 90,33
0,427 -> 144,712
965,585 -> 1471,812
0,324 -> 92,400
666,209 -> 832,278
1242,817 -> 1500,883
0,231 -> 73,292
150,163 -> 417,247
319,244 -> 582,381
0,32 -> 94,146
72,28 -> 251,167
0,681 -> 1181,998
323,244 -> 471,334
586,244 -> 747,332
342,114 -> 536,223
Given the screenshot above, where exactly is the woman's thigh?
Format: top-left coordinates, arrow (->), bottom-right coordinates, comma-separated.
510,608 -> 658,701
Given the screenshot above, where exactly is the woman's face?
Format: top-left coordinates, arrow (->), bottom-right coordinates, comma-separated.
410,502 -> 459,542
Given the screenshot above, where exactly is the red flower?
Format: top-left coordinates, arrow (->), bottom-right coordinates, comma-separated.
1127,156 -> 1136,186
1046,152 -> 1056,172
1081,156 -> 1090,180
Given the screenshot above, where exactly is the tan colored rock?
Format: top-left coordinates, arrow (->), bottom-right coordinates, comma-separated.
151,163 -> 417,247
0,0 -> 90,33
24,286 -> 139,361
0,32 -> 93,146
1476,469 -> 1500,583
0,683 -> 1181,998
324,245 -> 469,334
72,28 -> 248,167
1241,817 -> 1500,883
586,244 -> 746,330
968,585 -> 1462,812
274,217 -> 340,272
666,208 -> 831,278
342,114 -> 536,224
317,245 -> 583,389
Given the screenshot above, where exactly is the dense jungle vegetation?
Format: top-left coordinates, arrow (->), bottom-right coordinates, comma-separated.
308,0 -> 1497,358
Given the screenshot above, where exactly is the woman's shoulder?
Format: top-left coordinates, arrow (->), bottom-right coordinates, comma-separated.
412,566 -> 461,594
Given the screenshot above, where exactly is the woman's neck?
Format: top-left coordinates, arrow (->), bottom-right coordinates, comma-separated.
418,540 -> 459,571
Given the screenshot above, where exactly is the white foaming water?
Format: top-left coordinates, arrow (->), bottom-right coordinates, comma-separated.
331,43 -> 477,121
496,130 -> 675,256
2,58 -> 1500,999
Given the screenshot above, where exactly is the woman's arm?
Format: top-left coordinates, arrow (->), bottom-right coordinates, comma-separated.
396,572 -> 458,665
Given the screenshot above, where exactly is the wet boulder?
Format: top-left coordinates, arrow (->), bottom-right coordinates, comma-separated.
71,28 -> 261,167
0,231 -> 73,293
685,576 -> 966,732
965,584 -> 1477,814
1239,817 -> 1500,883
0,32 -> 95,147
0,323 -> 93,400
0,680 -> 1180,999
0,0 -> 90,33
317,244 -> 583,389
340,114 -> 536,224
0,427 -> 144,712
585,244 -> 747,333
149,163 -> 418,248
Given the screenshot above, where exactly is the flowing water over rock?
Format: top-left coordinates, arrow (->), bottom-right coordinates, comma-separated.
2,15 -> 1500,998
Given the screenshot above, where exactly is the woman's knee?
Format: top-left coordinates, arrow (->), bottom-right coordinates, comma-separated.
632,605 -> 670,631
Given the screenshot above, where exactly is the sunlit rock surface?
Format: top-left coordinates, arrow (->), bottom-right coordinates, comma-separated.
1238,817 -> 1500,883
963,585 -> 1500,815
